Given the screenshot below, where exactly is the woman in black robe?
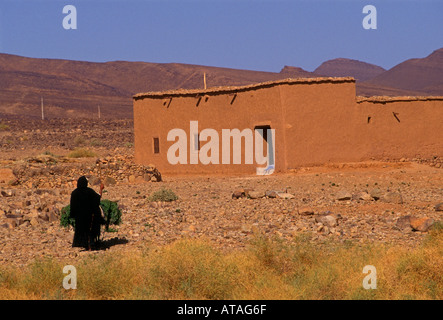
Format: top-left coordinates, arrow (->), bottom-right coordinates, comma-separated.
70,176 -> 104,250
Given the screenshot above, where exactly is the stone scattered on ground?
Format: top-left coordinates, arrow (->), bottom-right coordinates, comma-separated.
382,192 -> 404,204
0,118 -> 442,267
410,217 -> 435,232
336,190 -> 352,201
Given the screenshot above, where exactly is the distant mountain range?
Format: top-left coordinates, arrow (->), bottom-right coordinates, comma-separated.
364,48 -> 443,96
313,58 -> 386,81
0,48 -> 442,119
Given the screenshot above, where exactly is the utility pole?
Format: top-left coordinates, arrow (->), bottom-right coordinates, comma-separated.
41,97 -> 45,120
98,105 -> 101,119
203,72 -> 207,90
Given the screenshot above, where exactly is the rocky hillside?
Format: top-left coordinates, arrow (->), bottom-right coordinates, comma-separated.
0,54 -> 311,119
313,58 -> 386,81
364,48 -> 443,96
1,48 -> 442,119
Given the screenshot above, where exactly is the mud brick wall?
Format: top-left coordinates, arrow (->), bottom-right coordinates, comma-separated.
133,78 -> 443,174
356,97 -> 443,161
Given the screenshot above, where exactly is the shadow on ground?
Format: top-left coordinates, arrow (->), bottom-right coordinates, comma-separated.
94,237 -> 129,251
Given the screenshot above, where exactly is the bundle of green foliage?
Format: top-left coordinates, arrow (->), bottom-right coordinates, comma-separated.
60,199 -> 122,231
148,188 -> 178,202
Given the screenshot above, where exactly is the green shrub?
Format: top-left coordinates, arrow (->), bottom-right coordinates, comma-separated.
60,200 -> 122,230
148,188 -> 178,202
100,199 -> 123,226
60,205 -> 76,228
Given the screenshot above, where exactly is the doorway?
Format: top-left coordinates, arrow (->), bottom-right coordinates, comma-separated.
254,125 -> 275,175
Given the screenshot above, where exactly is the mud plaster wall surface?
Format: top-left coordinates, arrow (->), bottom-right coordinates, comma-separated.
134,81 -> 443,174
134,85 -> 285,174
355,99 -> 443,160
278,82 -> 359,169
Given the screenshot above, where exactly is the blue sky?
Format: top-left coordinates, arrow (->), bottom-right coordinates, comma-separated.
0,0 -> 442,72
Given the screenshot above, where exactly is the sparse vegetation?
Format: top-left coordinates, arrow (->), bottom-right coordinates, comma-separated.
60,200 -> 122,230
42,150 -> 58,157
0,123 -> 10,131
89,138 -> 103,147
148,188 -> 178,202
0,228 -> 441,300
60,205 -> 76,228
73,135 -> 87,146
67,148 -> 96,158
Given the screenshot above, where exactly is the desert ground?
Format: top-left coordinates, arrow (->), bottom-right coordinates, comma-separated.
0,117 -> 442,267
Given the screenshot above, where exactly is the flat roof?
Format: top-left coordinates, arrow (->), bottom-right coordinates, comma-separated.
133,77 -> 356,100
357,96 -> 443,103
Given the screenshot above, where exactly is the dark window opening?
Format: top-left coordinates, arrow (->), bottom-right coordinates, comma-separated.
153,137 -> 160,154
255,125 -> 270,143
193,133 -> 201,151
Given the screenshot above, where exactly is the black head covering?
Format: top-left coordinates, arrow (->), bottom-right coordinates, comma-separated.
77,176 -> 88,189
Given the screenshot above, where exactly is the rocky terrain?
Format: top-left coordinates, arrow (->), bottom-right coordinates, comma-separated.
0,118 -> 442,267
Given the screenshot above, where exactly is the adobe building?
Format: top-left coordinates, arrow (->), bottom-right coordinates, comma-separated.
133,77 -> 443,175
